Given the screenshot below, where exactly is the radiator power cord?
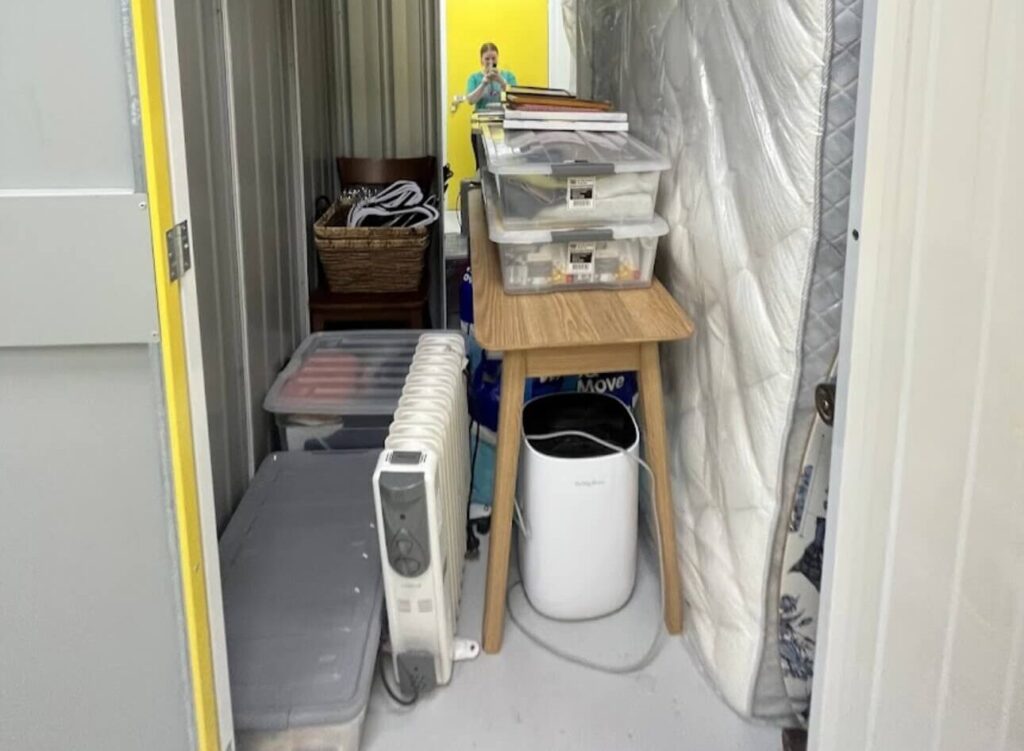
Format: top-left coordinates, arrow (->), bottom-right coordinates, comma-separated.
507,429 -> 667,675
378,649 -> 417,707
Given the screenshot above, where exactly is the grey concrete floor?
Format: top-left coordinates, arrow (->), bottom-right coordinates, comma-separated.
362,539 -> 780,751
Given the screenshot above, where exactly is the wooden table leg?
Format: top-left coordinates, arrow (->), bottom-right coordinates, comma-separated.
482,349 -> 526,653
638,342 -> 684,634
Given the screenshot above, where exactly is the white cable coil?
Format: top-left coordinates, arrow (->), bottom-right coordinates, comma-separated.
347,179 -> 440,229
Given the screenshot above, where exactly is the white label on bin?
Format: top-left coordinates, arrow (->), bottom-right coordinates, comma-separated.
566,177 -> 596,209
509,263 -> 528,287
568,242 -> 597,277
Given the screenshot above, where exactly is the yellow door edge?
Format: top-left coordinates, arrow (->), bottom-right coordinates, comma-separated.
131,1 -> 221,748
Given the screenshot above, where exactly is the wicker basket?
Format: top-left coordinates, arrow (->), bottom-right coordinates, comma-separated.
314,200 -> 429,294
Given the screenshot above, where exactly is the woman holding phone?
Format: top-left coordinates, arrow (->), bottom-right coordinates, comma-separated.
466,42 -> 516,168
466,42 -> 517,111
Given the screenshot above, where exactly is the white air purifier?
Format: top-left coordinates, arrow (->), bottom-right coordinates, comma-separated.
518,392 -> 640,620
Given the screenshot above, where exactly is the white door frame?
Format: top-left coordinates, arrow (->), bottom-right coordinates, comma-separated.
808,0 -> 877,740
154,1 -> 234,747
810,0 -> 1022,746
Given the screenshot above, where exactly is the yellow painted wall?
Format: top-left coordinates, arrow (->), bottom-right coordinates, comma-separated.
445,0 -> 549,209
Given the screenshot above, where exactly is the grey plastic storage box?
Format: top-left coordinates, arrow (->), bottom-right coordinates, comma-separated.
480,123 -> 670,230
481,171 -> 669,294
220,450 -> 383,751
264,331 -> 424,451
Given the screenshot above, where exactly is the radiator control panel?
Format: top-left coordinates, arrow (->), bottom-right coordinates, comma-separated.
378,468 -> 431,578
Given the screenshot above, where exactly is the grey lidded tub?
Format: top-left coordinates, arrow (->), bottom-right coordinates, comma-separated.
219,450 -> 384,750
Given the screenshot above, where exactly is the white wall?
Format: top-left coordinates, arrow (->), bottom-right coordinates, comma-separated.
548,0 -> 573,92
811,0 -> 1023,747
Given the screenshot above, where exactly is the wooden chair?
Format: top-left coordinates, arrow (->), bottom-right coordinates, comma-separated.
309,277 -> 427,331
336,155 -> 437,193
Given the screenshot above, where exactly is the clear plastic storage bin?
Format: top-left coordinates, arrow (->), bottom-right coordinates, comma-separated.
263,331 -> 425,450
482,172 -> 668,294
480,123 -> 670,230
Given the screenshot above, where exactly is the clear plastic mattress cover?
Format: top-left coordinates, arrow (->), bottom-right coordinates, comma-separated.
264,331 -> 424,417
566,0 -> 847,723
481,170 -> 668,244
482,123 -> 670,175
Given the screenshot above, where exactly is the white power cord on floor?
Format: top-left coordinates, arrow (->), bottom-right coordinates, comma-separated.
506,429 -> 667,675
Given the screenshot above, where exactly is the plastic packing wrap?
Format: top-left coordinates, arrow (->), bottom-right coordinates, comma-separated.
568,0 -> 859,722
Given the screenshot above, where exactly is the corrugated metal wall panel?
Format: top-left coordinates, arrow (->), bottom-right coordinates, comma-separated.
291,0 -> 337,294
175,0 -> 251,529
222,0 -> 304,474
331,0 -> 445,322
177,0 -> 442,529
177,0 -> 336,527
332,0 -> 440,159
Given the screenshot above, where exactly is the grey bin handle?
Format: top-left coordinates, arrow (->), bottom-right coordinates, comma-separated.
550,228 -> 615,242
551,161 -> 615,176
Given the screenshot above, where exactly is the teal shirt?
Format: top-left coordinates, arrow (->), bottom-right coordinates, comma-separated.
467,69 -> 517,111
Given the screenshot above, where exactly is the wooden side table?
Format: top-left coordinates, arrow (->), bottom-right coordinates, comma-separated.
468,190 -> 695,653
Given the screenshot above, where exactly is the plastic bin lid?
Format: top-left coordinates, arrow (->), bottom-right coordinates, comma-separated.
264,331 -> 424,417
481,170 -> 669,244
220,450 -> 383,731
481,123 -> 670,176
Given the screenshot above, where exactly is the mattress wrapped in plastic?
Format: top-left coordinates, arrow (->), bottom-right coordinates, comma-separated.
566,0 -> 861,722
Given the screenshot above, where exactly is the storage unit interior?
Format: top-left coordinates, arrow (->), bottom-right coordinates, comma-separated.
171,0 -> 855,748
175,0 -> 444,529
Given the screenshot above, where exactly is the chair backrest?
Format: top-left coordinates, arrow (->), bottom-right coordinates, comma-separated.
336,156 -> 437,194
